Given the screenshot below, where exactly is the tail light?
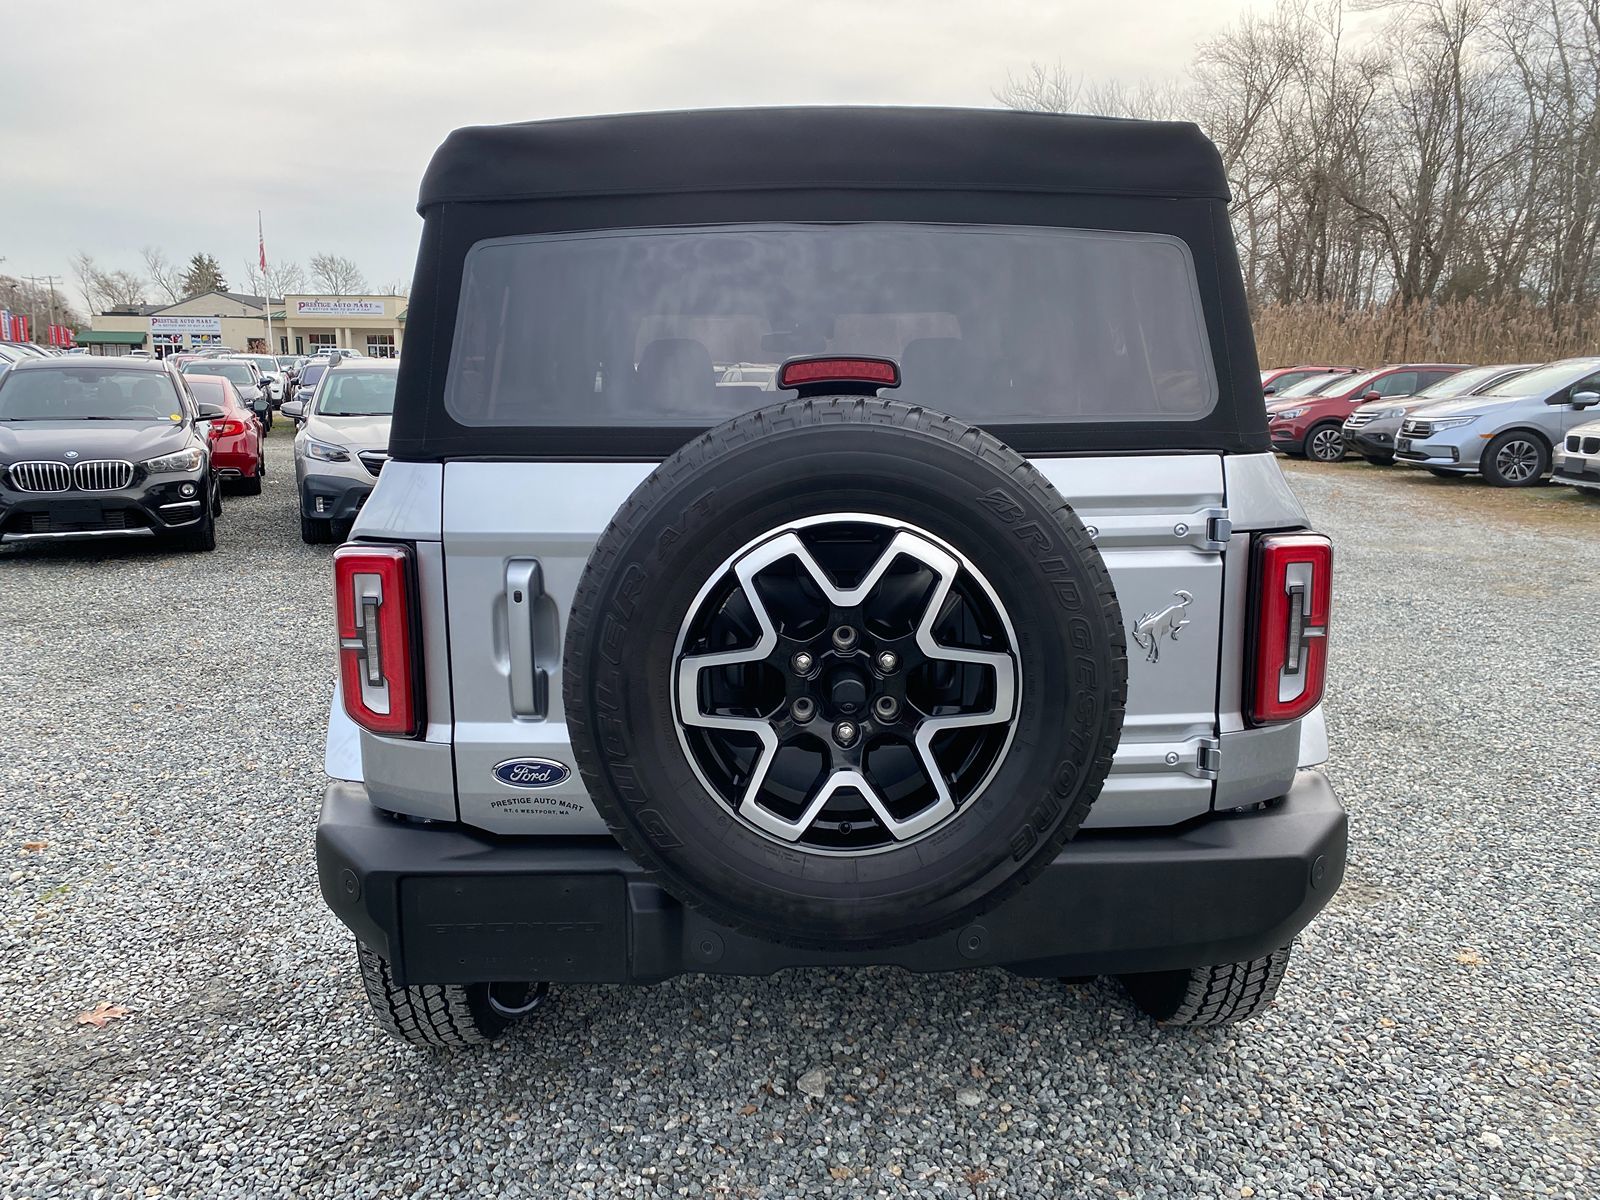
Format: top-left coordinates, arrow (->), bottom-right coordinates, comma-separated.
778,355 -> 901,394
1246,533 -> 1332,725
209,419 -> 245,438
334,544 -> 422,737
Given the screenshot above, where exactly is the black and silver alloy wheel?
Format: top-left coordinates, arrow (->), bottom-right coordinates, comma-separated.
1483,433 -> 1546,487
674,514 -> 1018,853
1306,423 -> 1345,462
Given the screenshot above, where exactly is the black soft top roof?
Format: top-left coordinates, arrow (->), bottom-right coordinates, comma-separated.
418,106 -> 1230,211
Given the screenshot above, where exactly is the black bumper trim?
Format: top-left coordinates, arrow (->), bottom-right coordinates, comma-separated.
299,473 -> 372,522
317,771 -> 1347,986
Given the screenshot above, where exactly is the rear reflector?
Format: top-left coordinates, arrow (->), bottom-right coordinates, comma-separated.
1246,533 -> 1332,725
333,543 -> 422,737
778,356 -> 901,390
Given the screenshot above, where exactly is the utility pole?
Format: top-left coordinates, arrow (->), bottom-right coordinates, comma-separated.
24,274 -> 62,341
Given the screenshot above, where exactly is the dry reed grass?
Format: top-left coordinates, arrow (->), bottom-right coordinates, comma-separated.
1254,300 -> 1600,367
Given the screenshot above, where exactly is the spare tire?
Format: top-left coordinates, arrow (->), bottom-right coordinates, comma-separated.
563,398 -> 1126,950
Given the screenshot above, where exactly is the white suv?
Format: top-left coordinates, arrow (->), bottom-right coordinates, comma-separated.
281,359 -> 396,543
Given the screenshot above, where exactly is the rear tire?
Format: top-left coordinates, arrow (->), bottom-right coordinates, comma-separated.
1118,944 -> 1293,1026
1480,431 -> 1549,487
300,514 -> 332,544
355,942 -> 546,1050
237,467 -> 263,496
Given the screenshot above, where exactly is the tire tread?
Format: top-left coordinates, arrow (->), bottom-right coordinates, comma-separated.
355,942 -> 503,1049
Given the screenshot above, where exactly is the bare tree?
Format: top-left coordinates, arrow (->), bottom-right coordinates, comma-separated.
309,253 -> 368,295
70,252 -> 148,311
998,0 -> 1600,322
242,258 -> 309,299
142,246 -> 184,305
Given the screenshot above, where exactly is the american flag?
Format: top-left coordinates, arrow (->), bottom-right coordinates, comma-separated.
258,212 -> 267,273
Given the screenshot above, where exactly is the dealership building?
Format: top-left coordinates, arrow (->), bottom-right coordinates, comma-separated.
80,291 -> 406,358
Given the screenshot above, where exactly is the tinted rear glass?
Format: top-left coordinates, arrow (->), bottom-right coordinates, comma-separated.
445,223 -> 1218,428
0,367 -> 180,421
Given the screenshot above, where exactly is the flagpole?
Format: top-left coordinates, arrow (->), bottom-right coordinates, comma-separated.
260,211 -> 275,356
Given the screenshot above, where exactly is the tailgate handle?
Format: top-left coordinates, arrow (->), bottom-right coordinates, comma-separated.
505,559 -> 549,718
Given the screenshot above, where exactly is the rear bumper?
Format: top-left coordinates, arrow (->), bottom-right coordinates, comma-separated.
317,771 -> 1348,986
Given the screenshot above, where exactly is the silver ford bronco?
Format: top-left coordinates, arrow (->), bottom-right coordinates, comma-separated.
315,107 -> 1346,1048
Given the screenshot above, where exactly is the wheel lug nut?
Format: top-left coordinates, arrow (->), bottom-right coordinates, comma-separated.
831,625 -> 858,652
873,695 -> 900,721
791,696 -> 816,722
875,650 -> 898,673
833,721 -> 858,747
791,651 -> 815,675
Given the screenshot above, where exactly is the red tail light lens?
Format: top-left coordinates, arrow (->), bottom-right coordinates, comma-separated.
333,544 -> 422,737
778,356 -> 901,390
209,419 -> 245,438
1247,533 -> 1332,726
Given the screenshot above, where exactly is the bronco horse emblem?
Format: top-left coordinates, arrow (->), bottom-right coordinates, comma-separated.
1130,590 -> 1193,663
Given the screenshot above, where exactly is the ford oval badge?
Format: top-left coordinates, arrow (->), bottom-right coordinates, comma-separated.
493,757 -> 572,789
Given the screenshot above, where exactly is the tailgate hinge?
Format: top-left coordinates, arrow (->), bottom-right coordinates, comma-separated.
1194,737 -> 1221,780
1204,511 -> 1233,551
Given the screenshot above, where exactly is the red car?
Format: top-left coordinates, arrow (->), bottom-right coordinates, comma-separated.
1261,365 -> 1358,396
1267,364 -> 1467,461
187,374 -> 264,494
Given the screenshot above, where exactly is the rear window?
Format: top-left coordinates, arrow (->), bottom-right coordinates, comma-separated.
445,223 -> 1218,429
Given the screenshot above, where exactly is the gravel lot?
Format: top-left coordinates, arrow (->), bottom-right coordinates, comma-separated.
2,436 -> 1597,1199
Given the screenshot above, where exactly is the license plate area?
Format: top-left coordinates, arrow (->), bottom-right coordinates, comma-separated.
398,873 -> 628,983
1396,438 -> 1412,452
50,501 -> 108,531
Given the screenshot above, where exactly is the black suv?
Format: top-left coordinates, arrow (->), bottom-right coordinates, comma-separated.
0,357 -> 221,550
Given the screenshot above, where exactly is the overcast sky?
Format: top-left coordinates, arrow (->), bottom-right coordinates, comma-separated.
0,0 -> 1256,305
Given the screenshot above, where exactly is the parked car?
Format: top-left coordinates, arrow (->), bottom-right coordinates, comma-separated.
2,342 -> 50,358
181,358 -> 273,432
1261,364 -> 1357,396
282,358 -> 397,543
292,359 -> 330,404
184,374 -> 263,494
1396,357 -> 1600,486
0,357 -> 221,549
1554,416 -> 1600,494
1342,363 -> 1535,465
238,354 -> 289,405
314,107 -> 1346,1049
1267,364 -> 1467,462
276,355 -> 307,393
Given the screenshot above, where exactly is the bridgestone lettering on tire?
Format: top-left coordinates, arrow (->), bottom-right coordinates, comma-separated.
563,397 -> 1128,950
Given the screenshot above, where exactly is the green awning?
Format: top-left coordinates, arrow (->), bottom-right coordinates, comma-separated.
75,330 -> 147,345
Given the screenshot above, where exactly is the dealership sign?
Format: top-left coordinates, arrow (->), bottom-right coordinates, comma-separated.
293,299 -> 385,317
151,316 -> 223,334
